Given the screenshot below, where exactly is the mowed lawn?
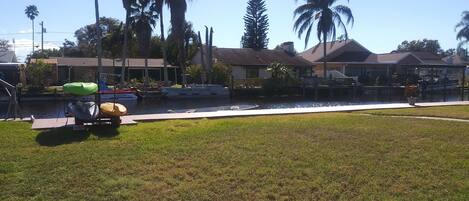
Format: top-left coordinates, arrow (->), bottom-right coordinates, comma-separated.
359,105 -> 469,119
1,109 -> 469,200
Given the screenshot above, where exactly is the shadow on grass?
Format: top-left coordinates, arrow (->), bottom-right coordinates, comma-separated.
36,125 -> 120,147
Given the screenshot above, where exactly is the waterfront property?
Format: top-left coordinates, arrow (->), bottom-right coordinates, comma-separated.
191,43 -> 313,88
300,40 -> 467,86
31,57 -> 180,85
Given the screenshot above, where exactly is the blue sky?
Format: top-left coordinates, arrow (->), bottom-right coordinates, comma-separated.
0,0 -> 467,61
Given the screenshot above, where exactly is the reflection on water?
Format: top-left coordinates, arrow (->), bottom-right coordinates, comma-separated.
0,93 -> 463,119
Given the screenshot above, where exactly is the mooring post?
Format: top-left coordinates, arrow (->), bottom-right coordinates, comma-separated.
462,67 -> 466,101
430,67 -> 434,101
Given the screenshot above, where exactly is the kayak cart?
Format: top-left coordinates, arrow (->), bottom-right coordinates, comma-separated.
64,82 -> 127,128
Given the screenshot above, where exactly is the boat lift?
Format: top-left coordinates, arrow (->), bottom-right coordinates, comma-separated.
0,78 -> 21,120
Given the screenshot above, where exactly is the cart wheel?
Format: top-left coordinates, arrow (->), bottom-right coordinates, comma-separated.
111,117 -> 121,128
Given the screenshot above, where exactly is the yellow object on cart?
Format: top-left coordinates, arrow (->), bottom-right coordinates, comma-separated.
100,102 -> 128,117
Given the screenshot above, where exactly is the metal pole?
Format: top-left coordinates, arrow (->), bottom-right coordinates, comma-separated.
40,21 -> 44,52
443,67 -> 447,102
95,0 -> 103,104
462,67 -> 466,101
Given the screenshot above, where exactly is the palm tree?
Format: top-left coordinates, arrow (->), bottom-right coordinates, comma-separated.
153,0 -> 170,85
293,0 -> 354,78
121,0 -> 136,85
25,5 -> 39,55
165,0 -> 189,85
456,11 -> 469,58
130,0 -> 158,89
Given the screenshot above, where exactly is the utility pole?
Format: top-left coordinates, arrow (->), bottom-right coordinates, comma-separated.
39,21 -> 45,52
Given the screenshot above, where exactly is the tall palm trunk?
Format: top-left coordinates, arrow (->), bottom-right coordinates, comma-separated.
323,33 -> 327,79
169,0 -> 187,85
32,19 -> 35,54
159,12 -> 169,85
120,10 -> 130,85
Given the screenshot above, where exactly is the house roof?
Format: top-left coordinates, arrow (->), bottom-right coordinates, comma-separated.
212,48 -> 312,67
443,55 -> 469,65
0,51 -> 17,63
35,57 -> 175,68
299,39 -> 371,62
364,52 -> 423,64
411,52 -> 447,65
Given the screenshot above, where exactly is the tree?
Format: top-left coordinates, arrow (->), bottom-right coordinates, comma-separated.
121,0 -> 135,84
29,49 -> 62,59
293,0 -> 354,78
25,5 -> 39,54
153,0 -> 170,85
456,11 -> 469,57
166,0 -> 190,85
166,21 -> 198,65
130,0 -> 158,89
62,39 -> 85,57
74,17 -> 123,58
395,39 -> 443,55
0,39 -> 11,51
241,0 -> 269,49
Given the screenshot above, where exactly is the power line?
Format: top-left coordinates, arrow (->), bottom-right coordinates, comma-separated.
0,31 -> 74,36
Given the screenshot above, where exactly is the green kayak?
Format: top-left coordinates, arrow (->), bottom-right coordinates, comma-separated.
63,82 -> 98,96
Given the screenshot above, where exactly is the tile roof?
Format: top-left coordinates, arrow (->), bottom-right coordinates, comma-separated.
213,48 -> 312,67
299,39 -> 371,62
364,53 -> 421,64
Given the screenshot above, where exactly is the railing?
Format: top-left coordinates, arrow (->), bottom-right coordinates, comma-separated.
0,78 -> 21,120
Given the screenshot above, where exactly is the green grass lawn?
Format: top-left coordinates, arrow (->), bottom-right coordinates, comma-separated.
1,110 -> 469,200
359,105 -> 469,119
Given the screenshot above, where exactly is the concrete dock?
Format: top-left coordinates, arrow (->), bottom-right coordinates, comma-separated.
31,101 -> 469,130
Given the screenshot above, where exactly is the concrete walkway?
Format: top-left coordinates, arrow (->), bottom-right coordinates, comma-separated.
31,101 -> 469,130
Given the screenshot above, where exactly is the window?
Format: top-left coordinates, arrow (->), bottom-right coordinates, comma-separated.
246,67 -> 259,79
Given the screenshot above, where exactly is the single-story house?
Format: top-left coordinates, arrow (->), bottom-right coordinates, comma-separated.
191,43 -> 313,86
32,57 -> 179,85
0,51 -> 22,85
299,40 -> 467,85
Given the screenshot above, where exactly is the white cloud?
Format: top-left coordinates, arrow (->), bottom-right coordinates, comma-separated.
18,29 -> 33,34
11,38 -> 61,62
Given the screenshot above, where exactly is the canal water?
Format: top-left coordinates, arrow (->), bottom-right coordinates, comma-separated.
0,92 -> 463,119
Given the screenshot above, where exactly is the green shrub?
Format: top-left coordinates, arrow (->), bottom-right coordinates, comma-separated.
263,63 -> 298,94
187,63 -> 232,86
26,59 -> 55,89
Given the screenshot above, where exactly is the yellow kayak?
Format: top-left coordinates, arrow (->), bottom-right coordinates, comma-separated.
100,102 -> 128,117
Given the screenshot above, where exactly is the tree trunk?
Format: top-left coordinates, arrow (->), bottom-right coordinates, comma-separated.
208,27 -> 213,84
32,19 -> 35,54
169,0 -> 187,86
323,33 -> 327,79
160,11 -> 169,86
120,10 -> 130,85
198,31 -> 207,84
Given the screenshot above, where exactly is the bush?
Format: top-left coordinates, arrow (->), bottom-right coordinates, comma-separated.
262,63 -> 299,94
26,59 -> 55,89
186,65 -> 203,84
187,63 -> 232,86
